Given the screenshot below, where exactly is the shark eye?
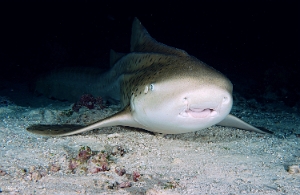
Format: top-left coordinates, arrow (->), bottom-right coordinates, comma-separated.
150,83 -> 155,91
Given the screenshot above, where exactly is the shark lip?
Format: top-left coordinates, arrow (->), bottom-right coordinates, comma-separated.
187,108 -> 216,118
179,107 -> 218,118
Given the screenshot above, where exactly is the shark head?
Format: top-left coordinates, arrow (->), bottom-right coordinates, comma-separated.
129,57 -> 233,134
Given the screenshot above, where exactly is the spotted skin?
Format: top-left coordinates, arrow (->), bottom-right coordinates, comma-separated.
27,18 -> 272,136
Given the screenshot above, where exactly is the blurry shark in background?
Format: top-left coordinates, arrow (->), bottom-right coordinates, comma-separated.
27,18 -> 271,136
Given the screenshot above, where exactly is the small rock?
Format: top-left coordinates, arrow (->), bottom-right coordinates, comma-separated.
78,146 -> 92,160
50,164 -> 61,172
111,145 -> 126,156
0,169 -> 7,176
107,133 -> 121,138
31,171 -> 42,181
119,181 -> 131,188
133,171 -> 140,182
115,166 -> 126,176
288,165 -> 300,174
29,166 -> 36,173
88,152 -> 110,173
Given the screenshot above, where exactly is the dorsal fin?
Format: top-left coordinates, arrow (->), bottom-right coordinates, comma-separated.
109,49 -> 126,67
130,17 -> 188,57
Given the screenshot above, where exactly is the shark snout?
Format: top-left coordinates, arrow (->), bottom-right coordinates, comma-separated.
179,88 -> 232,119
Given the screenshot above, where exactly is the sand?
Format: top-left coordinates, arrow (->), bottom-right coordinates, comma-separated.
0,83 -> 299,194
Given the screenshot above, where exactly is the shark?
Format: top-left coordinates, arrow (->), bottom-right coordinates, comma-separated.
27,18 -> 271,136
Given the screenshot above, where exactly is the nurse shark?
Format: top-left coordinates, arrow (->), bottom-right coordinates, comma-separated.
27,18 -> 271,136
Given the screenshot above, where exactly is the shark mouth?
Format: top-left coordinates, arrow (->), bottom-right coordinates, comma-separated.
179,107 -> 218,118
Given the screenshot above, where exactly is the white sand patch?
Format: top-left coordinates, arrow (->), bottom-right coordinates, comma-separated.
0,95 -> 299,194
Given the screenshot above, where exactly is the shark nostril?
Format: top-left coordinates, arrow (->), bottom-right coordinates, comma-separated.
144,86 -> 149,94
222,96 -> 230,104
183,97 -> 188,104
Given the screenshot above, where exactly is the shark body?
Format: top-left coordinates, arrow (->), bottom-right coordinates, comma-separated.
27,18 -> 271,136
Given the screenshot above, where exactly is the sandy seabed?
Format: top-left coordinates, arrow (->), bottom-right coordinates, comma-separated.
0,88 -> 299,195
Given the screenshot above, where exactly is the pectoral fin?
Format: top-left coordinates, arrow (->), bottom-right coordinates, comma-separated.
26,106 -> 143,136
217,114 -> 273,134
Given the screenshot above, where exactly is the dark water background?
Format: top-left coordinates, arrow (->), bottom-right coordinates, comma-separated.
0,0 -> 299,108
